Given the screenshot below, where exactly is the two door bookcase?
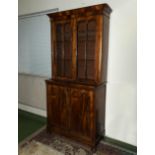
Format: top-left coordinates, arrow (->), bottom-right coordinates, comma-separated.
46,4 -> 112,148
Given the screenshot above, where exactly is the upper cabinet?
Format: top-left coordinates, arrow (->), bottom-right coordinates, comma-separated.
48,4 -> 112,85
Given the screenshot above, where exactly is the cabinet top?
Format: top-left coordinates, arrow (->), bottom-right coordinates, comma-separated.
47,3 -> 112,20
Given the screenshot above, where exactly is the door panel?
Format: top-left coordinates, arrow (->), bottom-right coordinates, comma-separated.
47,84 -> 69,130
59,86 -> 70,129
70,88 -> 94,138
47,85 -> 60,126
77,17 -> 98,81
86,19 -> 96,80
77,21 -> 87,79
54,21 -> 73,79
64,23 -> 72,78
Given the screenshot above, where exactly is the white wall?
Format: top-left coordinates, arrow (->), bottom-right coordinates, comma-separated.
106,1 -> 137,145
19,0 -> 132,16
18,0 -> 137,146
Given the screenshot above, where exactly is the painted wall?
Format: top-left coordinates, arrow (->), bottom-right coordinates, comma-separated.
18,74 -> 47,110
105,1 -> 137,145
18,15 -> 51,77
18,0 -> 137,146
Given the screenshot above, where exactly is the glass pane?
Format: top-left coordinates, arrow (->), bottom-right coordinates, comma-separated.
56,23 -> 63,77
56,41 -> 63,59
64,60 -> 72,77
78,21 -> 87,39
77,60 -> 86,79
77,41 -> 86,59
77,21 -> 87,79
64,23 -> 72,41
86,60 -> 95,79
64,23 -> 72,77
86,40 -> 95,59
64,42 -> 72,59
86,20 -> 96,59
86,19 -> 96,80
57,60 -> 63,76
56,24 -> 63,41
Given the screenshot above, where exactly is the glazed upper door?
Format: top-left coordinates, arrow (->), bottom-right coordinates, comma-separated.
76,16 -> 102,83
52,15 -> 102,84
47,84 -> 70,130
52,20 -> 75,80
70,88 -> 95,141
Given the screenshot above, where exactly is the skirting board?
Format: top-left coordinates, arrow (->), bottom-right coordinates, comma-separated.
101,136 -> 137,153
18,103 -> 47,117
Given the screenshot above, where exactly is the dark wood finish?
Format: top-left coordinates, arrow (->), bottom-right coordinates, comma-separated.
48,4 -> 112,84
46,3 -> 112,148
46,80 -> 106,147
51,20 -> 75,80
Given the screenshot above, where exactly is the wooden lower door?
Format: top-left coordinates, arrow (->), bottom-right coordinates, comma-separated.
69,88 -> 95,144
47,84 -> 70,131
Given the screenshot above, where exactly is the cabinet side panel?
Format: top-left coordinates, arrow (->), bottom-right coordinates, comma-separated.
101,15 -> 110,82
46,82 -> 50,130
51,21 -> 56,79
95,84 -> 106,136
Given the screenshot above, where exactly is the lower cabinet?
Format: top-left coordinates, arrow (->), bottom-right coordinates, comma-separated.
46,80 -> 105,147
